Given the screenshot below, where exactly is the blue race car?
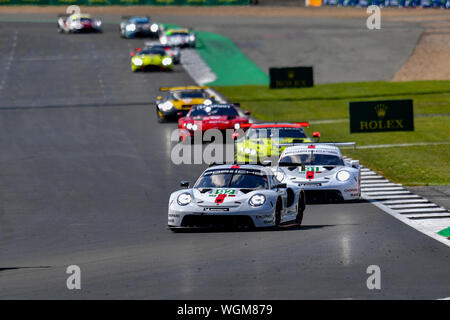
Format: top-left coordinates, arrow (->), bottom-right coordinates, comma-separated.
119,16 -> 160,39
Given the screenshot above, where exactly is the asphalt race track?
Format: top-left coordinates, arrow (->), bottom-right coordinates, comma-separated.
0,19 -> 449,299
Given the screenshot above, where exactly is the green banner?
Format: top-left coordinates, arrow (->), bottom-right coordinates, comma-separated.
1,0 -> 249,4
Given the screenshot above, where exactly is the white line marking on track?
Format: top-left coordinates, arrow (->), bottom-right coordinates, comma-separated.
387,203 -> 439,209
396,207 -> 448,214
405,213 -> 450,219
367,199 -> 450,247
382,199 -> 430,204
181,49 -> 217,85
362,183 -> 402,187
361,187 -> 406,191
357,141 -> 450,149
366,194 -> 422,200
364,190 -> 412,195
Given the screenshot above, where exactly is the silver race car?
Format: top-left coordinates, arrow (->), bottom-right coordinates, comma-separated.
168,164 -> 306,231
58,13 -> 102,33
159,28 -> 196,48
273,143 -> 361,202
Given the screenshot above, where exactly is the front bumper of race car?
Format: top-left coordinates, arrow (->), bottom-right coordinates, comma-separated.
295,179 -> 360,202
157,106 -> 188,121
125,29 -> 159,38
168,203 -> 276,230
131,62 -> 173,72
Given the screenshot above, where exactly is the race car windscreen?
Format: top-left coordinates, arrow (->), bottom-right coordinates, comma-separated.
141,48 -> 166,55
194,169 -> 268,189
279,153 -> 344,166
189,105 -> 238,117
247,127 -> 307,139
176,91 -> 208,99
169,32 -> 189,36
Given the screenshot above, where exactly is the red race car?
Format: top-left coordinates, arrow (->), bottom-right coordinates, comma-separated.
178,103 -> 250,141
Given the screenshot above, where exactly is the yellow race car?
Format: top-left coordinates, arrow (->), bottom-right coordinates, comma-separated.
155,86 -> 215,122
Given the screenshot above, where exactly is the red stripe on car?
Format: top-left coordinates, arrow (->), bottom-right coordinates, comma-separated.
215,194 -> 227,204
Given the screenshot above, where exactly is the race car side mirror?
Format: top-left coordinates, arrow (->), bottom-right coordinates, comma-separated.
180,181 -> 189,188
156,96 -> 162,100
130,52 -> 135,57
135,47 -> 141,52
232,132 -> 240,140
350,160 -> 360,168
275,183 -> 287,189
244,110 -> 251,115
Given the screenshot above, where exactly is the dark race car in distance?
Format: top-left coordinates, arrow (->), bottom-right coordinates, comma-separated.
120,16 -> 160,39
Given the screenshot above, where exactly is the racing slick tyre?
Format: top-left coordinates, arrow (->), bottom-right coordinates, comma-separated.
156,108 -> 166,123
274,198 -> 282,228
296,191 -> 306,226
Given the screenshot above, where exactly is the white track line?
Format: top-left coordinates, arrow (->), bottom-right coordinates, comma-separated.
362,183 -> 402,187
357,142 -> 450,149
382,199 -> 430,204
180,49 -> 217,86
368,200 -> 450,247
396,207 -> 448,214
361,187 -> 406,191
387,203 -> 440,209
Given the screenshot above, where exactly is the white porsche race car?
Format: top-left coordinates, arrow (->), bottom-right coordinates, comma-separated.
273,143 -> 361,202
58,13 -> 102,33
168,164 -> 306,231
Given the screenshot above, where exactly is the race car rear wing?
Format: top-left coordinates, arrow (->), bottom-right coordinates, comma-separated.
275,142 -> 356,149
159,86 -> 210,92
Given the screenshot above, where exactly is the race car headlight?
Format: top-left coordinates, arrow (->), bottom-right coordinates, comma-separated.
234,123 -> 240,130
177,193 -> 192,206
189,34 -> 196,42
158,101 -> 173,112
160,36 -> 168,44
203,99 -> 212,106
162,57 -> 172,66
244,148 -> 251,154
133,58 -> 143,66
192,124 -> 198,131
126,24 -> 136,32
336,170 -> 351,182
150,23 -> 159,32
95,20 -> 102,27
186,123 -> 193,130
249,194 -> 266,207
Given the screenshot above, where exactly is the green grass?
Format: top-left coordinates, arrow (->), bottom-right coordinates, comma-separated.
216,81 -> 450,185
218,81 -> 450,121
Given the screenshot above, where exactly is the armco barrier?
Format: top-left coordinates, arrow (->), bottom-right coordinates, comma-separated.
0,0 -> 250,5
